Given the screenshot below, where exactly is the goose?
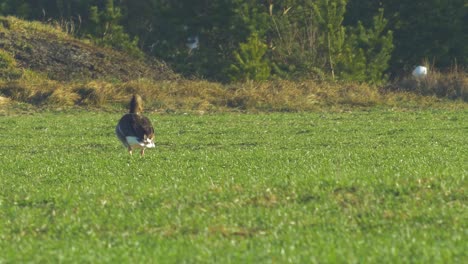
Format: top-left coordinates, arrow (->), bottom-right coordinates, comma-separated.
116,94 -> 155,156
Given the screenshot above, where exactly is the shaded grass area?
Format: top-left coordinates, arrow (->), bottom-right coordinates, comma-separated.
0,110 -> 466,262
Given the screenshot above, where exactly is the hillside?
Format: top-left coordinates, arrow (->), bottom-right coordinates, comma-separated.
0,16 -> 178,82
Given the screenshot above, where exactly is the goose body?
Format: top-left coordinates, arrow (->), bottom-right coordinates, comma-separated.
116,95 -> 155,156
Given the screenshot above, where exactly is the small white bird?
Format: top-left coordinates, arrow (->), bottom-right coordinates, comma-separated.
412,66 -> 428,79
186,36 -> 199,54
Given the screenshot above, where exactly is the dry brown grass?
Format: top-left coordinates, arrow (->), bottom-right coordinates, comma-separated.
74,81 -> 117,106
117,79 -> 227,111
0,71 -> 56,105
119,79 -> 385,112
1,71 -> 466,112
0,95 -> 9,105
387,67 -> 468,102
45,88 -> 80,106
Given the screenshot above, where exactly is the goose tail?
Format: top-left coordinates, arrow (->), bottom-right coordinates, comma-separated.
129,94 -> 143,114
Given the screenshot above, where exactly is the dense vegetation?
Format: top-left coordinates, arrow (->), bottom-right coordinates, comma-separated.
1,110 -> 466,262
0,16 -> 464,113
0,0 -> 466,82
0,9 -> 466,109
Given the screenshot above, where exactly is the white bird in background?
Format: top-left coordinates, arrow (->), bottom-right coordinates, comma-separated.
412,66 -> 428,79
186,36 -> 199,54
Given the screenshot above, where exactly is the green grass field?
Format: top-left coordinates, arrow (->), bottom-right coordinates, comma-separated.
0,110 -> 466,263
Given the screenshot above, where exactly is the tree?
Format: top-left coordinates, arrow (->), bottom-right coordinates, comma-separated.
266,1 -> 326,80
0,0 -> 31,18
229,32 -> 271,81
384,0 -> 467,72
87,0 -> 143,58
338,9 -> 393,84
346,0 -> 467,74
0,0 -> 465,81
311,0 -> 348,80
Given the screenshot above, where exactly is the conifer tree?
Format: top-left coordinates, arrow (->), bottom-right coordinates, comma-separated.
88,0 -> 143,58
311,0 -> 347,80
338,9 -> 393,84
229,33 -> 271,81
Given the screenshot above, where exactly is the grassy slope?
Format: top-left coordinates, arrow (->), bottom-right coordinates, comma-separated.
0,16 -> 177,82
0,110 -> 466,262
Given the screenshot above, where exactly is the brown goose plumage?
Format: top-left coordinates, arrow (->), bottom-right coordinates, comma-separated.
116,94 -> 155,156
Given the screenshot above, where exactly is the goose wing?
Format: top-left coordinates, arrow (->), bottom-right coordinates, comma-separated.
130,114 -> 154,140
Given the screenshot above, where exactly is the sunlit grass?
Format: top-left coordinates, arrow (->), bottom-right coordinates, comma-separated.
0,110 -> 466,262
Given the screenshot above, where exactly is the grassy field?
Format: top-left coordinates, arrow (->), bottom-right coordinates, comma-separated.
0,109 -> 466,263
